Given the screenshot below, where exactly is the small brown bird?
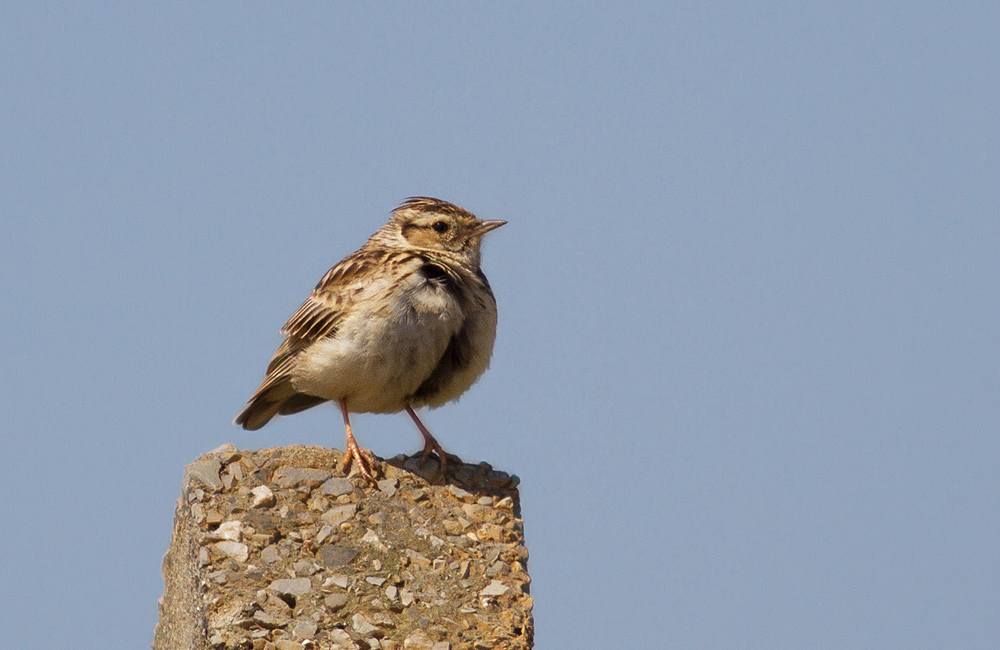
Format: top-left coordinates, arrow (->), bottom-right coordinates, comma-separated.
235,197 -> 505,482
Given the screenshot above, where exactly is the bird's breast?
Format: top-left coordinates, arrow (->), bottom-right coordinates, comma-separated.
290,272 -> 465,413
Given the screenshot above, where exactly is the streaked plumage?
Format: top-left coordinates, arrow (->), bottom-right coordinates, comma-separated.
235,197 -> 505,481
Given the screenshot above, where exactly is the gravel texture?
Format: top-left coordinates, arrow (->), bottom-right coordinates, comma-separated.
154,444 -> 532,650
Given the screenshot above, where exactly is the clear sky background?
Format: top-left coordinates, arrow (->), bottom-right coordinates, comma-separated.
2,3 -> 998,648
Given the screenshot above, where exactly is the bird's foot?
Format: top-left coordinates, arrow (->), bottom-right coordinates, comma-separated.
405,405 -> 462,476
419,439 -> 463,475
340,438 -> 379,484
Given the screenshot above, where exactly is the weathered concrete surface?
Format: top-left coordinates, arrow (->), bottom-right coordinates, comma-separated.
153,445 -> 532,650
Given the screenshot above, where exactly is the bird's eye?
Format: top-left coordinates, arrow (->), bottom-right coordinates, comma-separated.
432,221 -> 449,233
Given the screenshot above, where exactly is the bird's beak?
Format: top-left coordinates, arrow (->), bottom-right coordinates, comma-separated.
474,219 -> 507,237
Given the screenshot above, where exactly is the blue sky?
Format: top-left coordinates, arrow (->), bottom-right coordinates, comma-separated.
3,3 -> 998,648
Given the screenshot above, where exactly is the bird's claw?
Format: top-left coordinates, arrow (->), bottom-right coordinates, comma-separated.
341,438 -> 379,484
419,440 -> 463,475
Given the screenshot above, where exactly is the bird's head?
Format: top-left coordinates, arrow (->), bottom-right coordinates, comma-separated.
386,197 -> 505,264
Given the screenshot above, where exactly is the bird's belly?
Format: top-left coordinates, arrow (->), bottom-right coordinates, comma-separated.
419,303 -> 498,408
290,291 -> 461,413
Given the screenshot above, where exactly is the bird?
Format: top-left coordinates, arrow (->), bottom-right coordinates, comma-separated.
234,197 -> 505,482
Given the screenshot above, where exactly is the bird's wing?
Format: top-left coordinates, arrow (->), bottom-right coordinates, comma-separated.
236,249 -> 396,429
248,251 -> 376,393
278,250 -> 376,342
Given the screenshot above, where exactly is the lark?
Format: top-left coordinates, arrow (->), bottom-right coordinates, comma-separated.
235,197 -> 505,482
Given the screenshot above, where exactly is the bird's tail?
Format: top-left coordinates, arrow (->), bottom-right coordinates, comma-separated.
234,379 -> 328,430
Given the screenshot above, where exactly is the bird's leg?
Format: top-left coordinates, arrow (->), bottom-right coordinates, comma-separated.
338,400 -> 377,483
405,405 -> 462,472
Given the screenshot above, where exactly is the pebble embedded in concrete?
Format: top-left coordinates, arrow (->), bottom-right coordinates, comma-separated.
324,592 -> 349,610
268,577 -> 312,597
323,574 -> 349,589
321,504 -> 358,527
274,639 -> 304,650
378,478 -> 399,496
292,619 -> 318,639
352,613 -> 377,635
206,520 -> 241,542
320,544 -> 359,568
321,477 -> 354,496
273,466 -> 332,489
213,540 -> 249,562
480,580 -> 509,596
261,545 -> 281,564
185,459 -> 223,492
251,485 -> 276,508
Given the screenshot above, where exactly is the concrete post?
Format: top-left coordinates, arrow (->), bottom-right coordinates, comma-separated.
154,444 -> 532,650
